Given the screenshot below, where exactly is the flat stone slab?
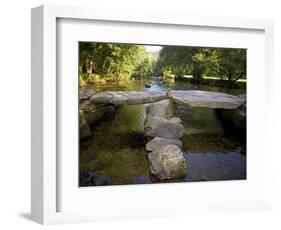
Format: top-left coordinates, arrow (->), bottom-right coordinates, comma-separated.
80,89 -> 96,101
90,91 -> 167,105
168,90 -> 245,109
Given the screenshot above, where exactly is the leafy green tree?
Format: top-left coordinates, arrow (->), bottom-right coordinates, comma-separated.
216,49 -> 246,86
79,43 -> 97,78
157,46 -> 218,82
190,48 -> 219,82
133,55 -> 154,78
157,46 -> 245,86
79,43 -> 154,82
79,42 -> 246,88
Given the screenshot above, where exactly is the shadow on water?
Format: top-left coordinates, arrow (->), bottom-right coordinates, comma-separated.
80,78 -> 246,186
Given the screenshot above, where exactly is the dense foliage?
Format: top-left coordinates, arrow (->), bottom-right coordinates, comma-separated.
79,43 -> 154,84
156,46 -> 246,85
79,42 -> 246,87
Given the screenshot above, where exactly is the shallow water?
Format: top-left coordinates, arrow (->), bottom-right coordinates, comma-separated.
80,78 -> 246,186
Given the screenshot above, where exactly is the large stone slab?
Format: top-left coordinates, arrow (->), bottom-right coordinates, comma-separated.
168,90 -> 245,109
90,91 -> 167,105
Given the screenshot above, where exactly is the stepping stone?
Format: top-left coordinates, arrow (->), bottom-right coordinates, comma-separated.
148,144 -> 187,180
144,100 -> 185,139
145,137 -> 183,151
168,90 -> 245,109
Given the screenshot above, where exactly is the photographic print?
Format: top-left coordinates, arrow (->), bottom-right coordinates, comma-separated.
79,42 -> 246,187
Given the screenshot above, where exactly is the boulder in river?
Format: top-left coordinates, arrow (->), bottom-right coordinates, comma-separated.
148,144 -> 187,180
80,90 -> 119,126
79,171 -> 96,186
145,137 -> 183,152
144,116 -> 185,139
144,99 -> 185,139
145,99 -> 175,119
168,90 -> 245,109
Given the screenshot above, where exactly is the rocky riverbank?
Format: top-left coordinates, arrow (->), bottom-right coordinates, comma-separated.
79,89 -> 120,139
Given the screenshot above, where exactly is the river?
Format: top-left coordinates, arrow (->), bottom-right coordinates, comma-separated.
80,78 -> 246,186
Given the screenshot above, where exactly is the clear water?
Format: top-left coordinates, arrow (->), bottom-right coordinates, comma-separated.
80,78 -> 246,186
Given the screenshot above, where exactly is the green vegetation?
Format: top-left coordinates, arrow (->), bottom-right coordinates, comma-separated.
79,43 -> 247,185
79,42 -> 246,88
79,43 -> 154,85
156,46 -> 246,86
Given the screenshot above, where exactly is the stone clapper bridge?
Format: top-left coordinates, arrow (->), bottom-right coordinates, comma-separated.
80,90 -> 246,181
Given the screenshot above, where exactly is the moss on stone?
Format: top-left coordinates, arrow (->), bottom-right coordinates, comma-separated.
170,160 -> 187,178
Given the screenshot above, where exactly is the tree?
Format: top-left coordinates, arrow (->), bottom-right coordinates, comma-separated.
132,55 -> 154,79
190,48 -> 219,82
79,42 -> 97,78
216,49 -> 246,86
157,46 -> 218,82
79,43 -> 154,82
79,42 -> 246,88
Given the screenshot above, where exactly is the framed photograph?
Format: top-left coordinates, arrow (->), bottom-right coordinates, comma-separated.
31,5 -> 274,225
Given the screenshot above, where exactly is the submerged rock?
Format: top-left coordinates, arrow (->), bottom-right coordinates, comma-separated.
146,137 -> 183,152
148,144 -> 187,180
94,176 -> 112,186
144,99 -> 185,139
80,172 -> 113,186
133,176 -> 151,184
168,90 -> 245,109
79,171 -> 96,187
79,110 -> 91,139
90,91 -> 167,105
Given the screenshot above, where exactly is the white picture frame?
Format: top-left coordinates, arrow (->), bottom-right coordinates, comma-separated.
31,4 -> 274,225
